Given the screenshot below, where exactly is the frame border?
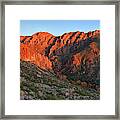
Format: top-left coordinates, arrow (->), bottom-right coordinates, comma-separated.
0,0 -> 119,119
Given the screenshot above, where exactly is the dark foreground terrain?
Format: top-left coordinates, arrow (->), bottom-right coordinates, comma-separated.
20,61 -> 100,100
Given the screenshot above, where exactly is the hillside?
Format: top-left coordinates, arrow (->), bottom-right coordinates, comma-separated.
20,30 -> 100,100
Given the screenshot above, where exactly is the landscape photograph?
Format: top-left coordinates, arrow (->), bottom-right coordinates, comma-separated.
20,20 -> 100,100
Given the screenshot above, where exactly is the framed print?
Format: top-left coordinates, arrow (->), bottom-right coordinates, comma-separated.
0,0 -> 119,119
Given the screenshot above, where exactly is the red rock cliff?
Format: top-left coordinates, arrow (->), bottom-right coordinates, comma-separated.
20,30 -> 100,73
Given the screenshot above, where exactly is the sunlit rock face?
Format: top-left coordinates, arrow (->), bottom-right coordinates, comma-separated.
20,32 -> 54,69
20,30 -> 100,86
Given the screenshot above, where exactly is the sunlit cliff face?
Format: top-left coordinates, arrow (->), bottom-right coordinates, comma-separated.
20,30 -> 100,79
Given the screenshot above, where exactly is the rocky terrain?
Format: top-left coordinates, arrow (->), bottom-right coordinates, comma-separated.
20,30 -> 100,100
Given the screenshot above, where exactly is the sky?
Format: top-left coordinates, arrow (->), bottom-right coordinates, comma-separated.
20,20 -> 100,36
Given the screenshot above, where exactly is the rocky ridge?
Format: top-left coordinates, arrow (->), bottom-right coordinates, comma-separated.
20,30 -> 100,100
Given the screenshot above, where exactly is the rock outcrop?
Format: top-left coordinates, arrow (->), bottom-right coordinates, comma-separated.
20,30 -> 100,88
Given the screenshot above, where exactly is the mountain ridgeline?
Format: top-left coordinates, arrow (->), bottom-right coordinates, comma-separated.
20,30 -> 100,100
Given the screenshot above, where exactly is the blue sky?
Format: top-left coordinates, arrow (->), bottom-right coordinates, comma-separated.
20,20 -> 100,36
